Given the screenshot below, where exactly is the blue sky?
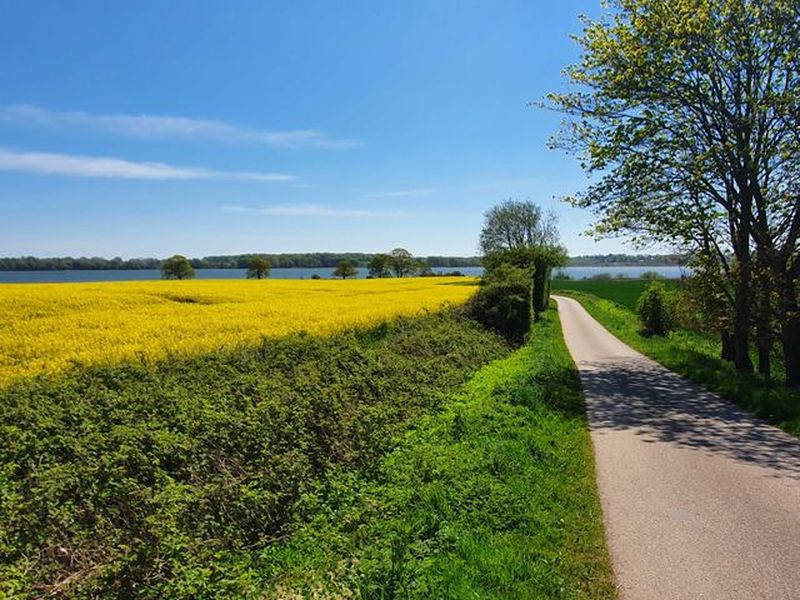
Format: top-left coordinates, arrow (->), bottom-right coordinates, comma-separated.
0,0 -> 629,258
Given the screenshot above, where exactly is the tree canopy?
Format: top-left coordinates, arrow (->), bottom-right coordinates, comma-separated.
333,260 -> 357,279
246,256 -> 271,279
479,200 -> 566,319
479,199 -> 560,255
367,254 -> 391,278
548,0 -> 800,383
160,255 -> 195,280
389,248 -> 417,278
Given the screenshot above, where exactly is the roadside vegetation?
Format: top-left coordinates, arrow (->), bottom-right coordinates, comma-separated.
1,199 -> 617,598
265,307 -> 615,599
1,299 -> 616,598
0,310 -> 510,597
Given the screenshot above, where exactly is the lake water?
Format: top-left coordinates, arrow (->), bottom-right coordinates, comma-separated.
0,265 -> 688,283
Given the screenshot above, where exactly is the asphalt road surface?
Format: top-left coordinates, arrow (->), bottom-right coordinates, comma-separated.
553,295 -> 800,600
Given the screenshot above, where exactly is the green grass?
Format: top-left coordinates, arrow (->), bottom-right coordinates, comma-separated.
265,307 -> 616,599
551,279 -> 678,310
558,290 -> 800,438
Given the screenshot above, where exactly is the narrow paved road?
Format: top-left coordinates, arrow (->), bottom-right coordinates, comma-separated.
553,295 -> 800,600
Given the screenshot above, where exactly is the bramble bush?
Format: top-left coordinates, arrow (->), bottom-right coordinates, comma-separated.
0,310 -> 509,598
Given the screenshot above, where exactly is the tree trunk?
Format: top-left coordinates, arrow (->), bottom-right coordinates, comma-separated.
756,324 -> 771,380
732,271 -> 754,374
781,320 -> 800,387
754,265 -> 772,380
776,274 -> 800,386
731,188 -> 754,374
721,330 -> 735,362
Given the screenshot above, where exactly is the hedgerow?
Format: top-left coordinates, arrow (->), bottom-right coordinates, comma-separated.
0,310 -> 509,598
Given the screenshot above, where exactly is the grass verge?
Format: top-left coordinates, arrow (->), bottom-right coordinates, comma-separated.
265,307 -> 616,599
557,291 -> 800,437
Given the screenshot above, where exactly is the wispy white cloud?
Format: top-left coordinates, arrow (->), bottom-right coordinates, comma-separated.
223,204 -> 406,218
362,188 -> 436,199
0,148 -> 295,181
0,104 -> 363,149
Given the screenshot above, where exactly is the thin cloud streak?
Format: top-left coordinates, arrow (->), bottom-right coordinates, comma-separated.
0,148 -> 295,181
223,205 -> 407,218
363,188 -> 435,199
0,104 -> 363,149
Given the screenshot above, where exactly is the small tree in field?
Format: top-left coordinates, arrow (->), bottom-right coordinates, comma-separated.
161,255 -> 195,280
389,248 -> 416,278
333,260 -> 357,279
367,254 -> 391,278
247,256 -> 271,279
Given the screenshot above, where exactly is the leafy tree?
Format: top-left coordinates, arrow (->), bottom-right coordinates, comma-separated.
367,254 -> 391,278
161,255 -> 195,280
479,199 -> 559,255
639,271 -> 663,281
389,248 -> 416,278
480,202 -> 566,318
416,260 -> 433,277
548,0 -> 800,382
246,255 -> 271,279
333,260 -> 357,279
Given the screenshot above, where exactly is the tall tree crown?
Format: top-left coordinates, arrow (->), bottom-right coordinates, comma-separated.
479,199 -> 560,255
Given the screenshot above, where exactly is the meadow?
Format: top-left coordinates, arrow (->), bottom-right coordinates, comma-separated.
551,278 -> 679,310
0,277 -> 475,382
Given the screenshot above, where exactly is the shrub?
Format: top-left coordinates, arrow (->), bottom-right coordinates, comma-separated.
532,263 -> 551,315
552,269 -> 572,280
637,281 -> 676,336
587,272 -> 612,281
468,279 -> 532,344
639,270 -> 663,280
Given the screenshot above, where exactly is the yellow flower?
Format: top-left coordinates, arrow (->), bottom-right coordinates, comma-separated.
0,277 -> 476,382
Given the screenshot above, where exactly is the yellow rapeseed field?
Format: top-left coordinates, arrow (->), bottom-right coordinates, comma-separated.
0,277 -> 477,382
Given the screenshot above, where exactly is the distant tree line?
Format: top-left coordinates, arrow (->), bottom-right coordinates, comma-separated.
567,254 -> 685,267
0,253 -> 693,272
0,253 -> 483,271
0,256 -> 163,271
